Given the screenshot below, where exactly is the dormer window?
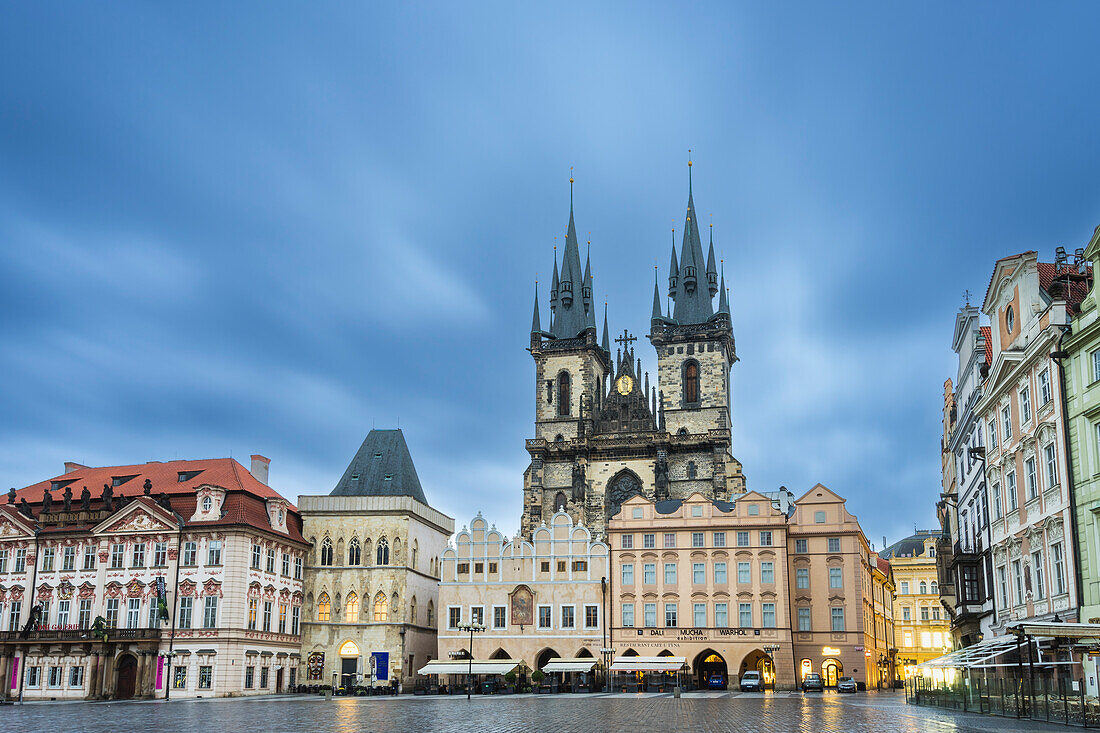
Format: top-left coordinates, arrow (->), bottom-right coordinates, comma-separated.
373,453 -> 383,460
351,474 -> 360,482
384,474 -> 393,481
178,470 -> 203,483
1005,305 -> 1015,333
202,497 -> 212,512
111,475 -> 137,487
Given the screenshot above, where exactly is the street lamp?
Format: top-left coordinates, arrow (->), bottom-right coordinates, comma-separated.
457,623 -> 485,700
600,648 -> 614,692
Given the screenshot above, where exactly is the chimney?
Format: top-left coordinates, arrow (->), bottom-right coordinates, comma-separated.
250,455 -> 270,485
64,461 -> 87,474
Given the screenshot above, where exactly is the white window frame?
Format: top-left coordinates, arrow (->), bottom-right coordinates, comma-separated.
559,604 -> 575,630
537,604 -> 552,630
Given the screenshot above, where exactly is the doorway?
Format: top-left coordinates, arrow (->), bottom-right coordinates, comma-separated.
115,654 -> 138,699
276,667 -> 284,693
341,657 -> 358,688
740,649 -> 775,688
822,659 -> 842,687
694,650 -> 727,689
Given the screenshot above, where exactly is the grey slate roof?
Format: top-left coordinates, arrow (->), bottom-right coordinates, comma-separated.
330,429 -> 427,504
672,187 -> 716,325
550,201 -> 591,339
881,530 -> 939,559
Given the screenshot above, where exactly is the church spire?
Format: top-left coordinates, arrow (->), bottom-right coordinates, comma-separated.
531,281 -> 542,334
706,221 -> 718,296
718,261 -> 730,315
601,302 -> 611,353
551,172 -> 591,339
668,230 -> 679,299
652,266 -> 664,321
671,156 -> 715,325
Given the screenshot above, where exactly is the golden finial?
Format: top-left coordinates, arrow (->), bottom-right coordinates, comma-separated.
570,165 -> 574,184
688,148 -> 692,167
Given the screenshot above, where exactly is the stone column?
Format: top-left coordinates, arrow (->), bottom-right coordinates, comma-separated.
0,652 -> 10,701
87,652 -> 101,700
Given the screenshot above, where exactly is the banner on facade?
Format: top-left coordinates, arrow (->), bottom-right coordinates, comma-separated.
156,577 -> 169,622
307,652 -> 325,680
371,652 -> 389,682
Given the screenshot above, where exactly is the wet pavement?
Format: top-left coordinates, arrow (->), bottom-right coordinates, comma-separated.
0,689 -> 1079,732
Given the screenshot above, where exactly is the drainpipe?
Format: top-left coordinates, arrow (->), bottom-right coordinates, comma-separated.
18,526 -> 41,704
1052,335 -> 1086,616
164,518 -> 184,700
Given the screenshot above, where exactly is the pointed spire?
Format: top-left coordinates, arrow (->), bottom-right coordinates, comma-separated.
672,157 -> 715,325
552,172 -> 590,339
668,230 -> 679,299
652,267 -> 664,321
718,260 -> 730,315
706,221 -> 718,296
531,281 -> 542,334
601,302 -> 611,353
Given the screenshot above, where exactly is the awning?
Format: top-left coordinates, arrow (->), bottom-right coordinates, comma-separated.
610,656 -> 686,672
542,658 -> 597,673
920,636 -> 1019,669
417,659 -> 523,676
1008,622 -> 1100,640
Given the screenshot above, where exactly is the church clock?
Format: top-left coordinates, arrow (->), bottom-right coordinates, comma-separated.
615,374 -> 633,395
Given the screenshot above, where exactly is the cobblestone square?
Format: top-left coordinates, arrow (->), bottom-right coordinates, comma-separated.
0,691 -> 1080,733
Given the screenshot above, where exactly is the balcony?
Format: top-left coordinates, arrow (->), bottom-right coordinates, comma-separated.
0,628 -> 162,643
953,536 -> 984,556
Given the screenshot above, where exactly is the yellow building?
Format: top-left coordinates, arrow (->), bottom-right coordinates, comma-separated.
881,530 -> 951,676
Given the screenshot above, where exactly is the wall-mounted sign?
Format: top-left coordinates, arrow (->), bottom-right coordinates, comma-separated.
371,652 -> 389,682
822,647 -> 841,656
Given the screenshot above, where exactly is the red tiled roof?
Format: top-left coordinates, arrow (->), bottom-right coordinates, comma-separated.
876,556 -> 891,575
979,326 -> 992,366
12,458 -> 305,543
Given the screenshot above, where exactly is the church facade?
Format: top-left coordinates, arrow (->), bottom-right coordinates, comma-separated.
522,172 -> 745,539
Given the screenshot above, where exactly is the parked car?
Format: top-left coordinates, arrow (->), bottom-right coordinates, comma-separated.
707,673 -> 726,690
739,671 -> 764,692
801,673 -> 824,692
837,676 -> 858,693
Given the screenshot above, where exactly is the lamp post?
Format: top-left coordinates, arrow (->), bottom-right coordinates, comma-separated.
456,623 -> 485,700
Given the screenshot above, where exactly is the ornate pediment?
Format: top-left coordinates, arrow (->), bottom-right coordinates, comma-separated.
0,508 -> 34,539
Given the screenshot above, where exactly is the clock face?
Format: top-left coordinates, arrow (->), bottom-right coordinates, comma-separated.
616,375 -> 634,395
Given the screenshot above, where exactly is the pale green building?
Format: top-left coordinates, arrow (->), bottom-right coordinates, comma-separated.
1061,226 -> 1100,696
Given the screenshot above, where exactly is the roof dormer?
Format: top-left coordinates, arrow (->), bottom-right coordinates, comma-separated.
266,497 -> 289,534
190,485 -> 227,523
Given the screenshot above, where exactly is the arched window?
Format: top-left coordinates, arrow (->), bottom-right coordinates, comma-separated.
412,540 -> 419,570
317,592 -> 331,622
345,592 -> 359,623
931,581 -> 938,594
558,372 -> 570,416
555,492 -> 567,511
683,361 -> 699,405
919,581 -> 927,594
348,537 -> 361,566
427,600 -> 435,626
376,537 -> 390,566
678,427 -> 688,436
320,538 -> 333,566
374,592 -> 388,622
687,461 -> 697,479
410,596 -> 417,624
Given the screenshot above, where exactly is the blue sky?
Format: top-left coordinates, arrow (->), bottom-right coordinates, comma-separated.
2,2 -> 1099,549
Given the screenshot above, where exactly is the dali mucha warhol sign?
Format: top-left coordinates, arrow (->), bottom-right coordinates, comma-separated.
636,627 -> 764,641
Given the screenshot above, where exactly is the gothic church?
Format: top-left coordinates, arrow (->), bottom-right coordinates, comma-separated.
522,168 -> 746,538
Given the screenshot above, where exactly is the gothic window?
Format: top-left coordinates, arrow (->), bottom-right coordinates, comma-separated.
348,538 -> 361,566
427,601 -> 435,626
345,592 -> 359,623
412,540 -> 419,570
410,596 -> 417,624
683,361 -> 700,405
320,538 -> 333,567
687,461 -> 697,479
374,592 -> 388,622
555,492 -> 567,511
678,428 -> 688,436
558,372 -> 571,416
376,537 -> 390,566
607,471 -> 643,516
317,592 -> 331,622
555,434 -> 565,443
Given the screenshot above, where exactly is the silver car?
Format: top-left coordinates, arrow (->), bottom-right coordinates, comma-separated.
837,676 -> 858,693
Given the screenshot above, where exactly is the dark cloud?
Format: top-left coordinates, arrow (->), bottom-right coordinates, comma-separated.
2,2 -> 1099,547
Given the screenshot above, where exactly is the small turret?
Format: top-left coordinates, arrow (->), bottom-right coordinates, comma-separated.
531,281 -> 542,334
706,224 -> 718,296
601,303 -> 611,353
668,235 -> 678,298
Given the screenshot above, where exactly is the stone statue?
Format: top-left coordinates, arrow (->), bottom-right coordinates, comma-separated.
158,492 -> 171,510
7,487 -> 15,505
143,478 -> 152,496
571,462 -> 586,502
18,498 -> 32,518
80,486 -> 91,511
62,485 -> 72,512
100,483 -> 113,510
654,455 -> 669,493
41,488 -> 52,514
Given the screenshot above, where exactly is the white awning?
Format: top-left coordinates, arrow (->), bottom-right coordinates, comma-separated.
1009,621 -> 1100,640
417,659 -> 523,676
542,658 -> 598,673
610,656 -> 686,672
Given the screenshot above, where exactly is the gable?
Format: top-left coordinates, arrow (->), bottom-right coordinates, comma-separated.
794,484 -> 845,505
0,507 -> 36,539
94,500 -> 178,535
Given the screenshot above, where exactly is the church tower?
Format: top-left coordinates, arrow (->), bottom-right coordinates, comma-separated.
521,165 -> 745,540
649,160 -> 743,499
